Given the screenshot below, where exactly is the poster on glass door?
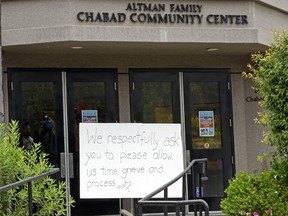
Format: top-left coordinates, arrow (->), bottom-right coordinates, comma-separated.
82,110 -> 98,123
199,111 -> 215,137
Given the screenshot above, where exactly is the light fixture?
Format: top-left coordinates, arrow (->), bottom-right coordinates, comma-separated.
71,46 -> 84,49
206,48 -> 219,52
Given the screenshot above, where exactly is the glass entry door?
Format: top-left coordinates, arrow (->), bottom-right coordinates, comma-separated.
66,70 -> 119,215
9,69 -> 63,178
184,71 -> 233,210
130,69 -> 234,211
9,69 -> 119,216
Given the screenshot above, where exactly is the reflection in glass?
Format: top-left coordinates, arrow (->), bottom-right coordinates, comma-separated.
202,159 -> 224,197
73,82 -> 105,152
22,82 -> 56,155
74,82 -> 105,123
142,82 -> 173,123
72,82 -> 105,195
190,82 -> 222,149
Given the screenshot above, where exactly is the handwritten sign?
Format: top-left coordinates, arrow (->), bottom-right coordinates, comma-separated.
79,123 -> 184,199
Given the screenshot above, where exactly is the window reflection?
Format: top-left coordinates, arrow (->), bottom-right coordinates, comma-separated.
73,82 -> 105,153
22,82 -> 56,153
142,82 -> 173,123
74,82 -> 105,123
190,82 -> 222,149
202,159 -> 224,197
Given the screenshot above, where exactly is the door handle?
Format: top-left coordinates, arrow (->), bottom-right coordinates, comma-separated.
186,150 -> 191,174
60,152 -> 74,178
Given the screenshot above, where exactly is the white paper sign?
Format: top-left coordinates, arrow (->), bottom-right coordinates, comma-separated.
79,123 -> 184,199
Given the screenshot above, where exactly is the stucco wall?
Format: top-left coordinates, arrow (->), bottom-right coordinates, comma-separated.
244,79 -> 274,172
231,74 -> 248,172
259,0 -> 288,12
0,0 -> 275,46
254,2 -> 288,44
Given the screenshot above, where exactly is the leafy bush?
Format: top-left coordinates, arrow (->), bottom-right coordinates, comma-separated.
220,170 -> 287,215
0,121 -> 74,215
244,29 -> 288,182
221,29 -> 288,215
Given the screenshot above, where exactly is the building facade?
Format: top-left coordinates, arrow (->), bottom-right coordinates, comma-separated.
1,0 -> 288,215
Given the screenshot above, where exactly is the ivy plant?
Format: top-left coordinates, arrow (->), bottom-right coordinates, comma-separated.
0,121 -> 74,215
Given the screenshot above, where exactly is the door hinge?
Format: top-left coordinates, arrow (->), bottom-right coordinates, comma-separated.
114,82 -> 117,91
231,155 -> 234,164
132,82 -> 135,90
227,82 -> 230,90
229,118 -> 232,127
11,82 -> 13,91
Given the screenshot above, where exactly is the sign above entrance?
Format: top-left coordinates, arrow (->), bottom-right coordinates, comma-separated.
77,2 -> 249,25
79,123 -> 184,198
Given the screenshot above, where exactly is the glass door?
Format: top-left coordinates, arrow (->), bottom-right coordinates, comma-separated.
130,70 -> 180,213
130,69 -> 234,211
66,69 -> 119,216
9,69 -> 63,180
9,69 -> 120,216
184,70 -> 234,210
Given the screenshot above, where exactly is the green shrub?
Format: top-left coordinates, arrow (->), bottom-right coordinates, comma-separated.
243,29 -> 288,184
0,121 -> 74,215
221,29 -> 288,216
220,170 -> 287,215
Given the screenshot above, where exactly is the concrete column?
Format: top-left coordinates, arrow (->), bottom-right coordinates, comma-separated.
231,73 -> 248,172
117,68 -> 134,214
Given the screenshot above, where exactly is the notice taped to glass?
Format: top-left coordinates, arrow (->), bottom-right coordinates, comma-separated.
199,111 -> 215,137
82,110 -> 98,123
